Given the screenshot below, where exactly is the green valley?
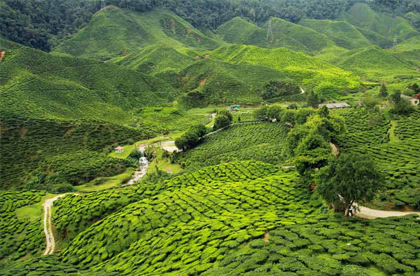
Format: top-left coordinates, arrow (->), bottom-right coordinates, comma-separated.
1,0 -> 420,275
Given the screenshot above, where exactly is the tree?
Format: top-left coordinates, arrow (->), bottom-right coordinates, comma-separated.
316,154 -> 384,216
175,124 -> 206,151
307,90 -> 320,108
266,105 -> 283,121
379,84 -> 388,98
319,105 -> 329,118
362,96 -> 380,111
253,106 -> 269,121
390,90 -> 402,104
217,110 -> 233,122
390,98 -> 414,115
280,110 -> 296,128
214,115 -> 230,130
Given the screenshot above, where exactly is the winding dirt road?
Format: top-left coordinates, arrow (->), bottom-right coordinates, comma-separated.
43,193 -> 78,255
355,205 -> 420,220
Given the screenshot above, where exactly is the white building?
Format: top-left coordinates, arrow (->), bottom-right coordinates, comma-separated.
318,103 -> 351,109
401,94 -> 420,106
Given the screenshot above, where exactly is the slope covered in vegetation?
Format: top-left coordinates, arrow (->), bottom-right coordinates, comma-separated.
0,38 -> 175,123
217,17 -> 334,55
53,7 -> 222,60
341,3 -> 419,46
335,46 -> 418,81
299,19 -> 372,50
211,45 -> 361,93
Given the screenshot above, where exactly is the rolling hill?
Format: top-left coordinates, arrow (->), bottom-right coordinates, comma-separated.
53,6 -> 222,60
299,19 -> 372,50
341,3 -> 419,46
176,58 -> 290,107
335,46 -> 419,81
111,44 -> 197,76
394,35 -> 420,67
216,17 -> 334,55
211,45 -> 361,93
0,38 -> 175,123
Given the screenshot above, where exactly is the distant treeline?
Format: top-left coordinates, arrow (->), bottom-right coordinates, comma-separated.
1,0 -> 419,51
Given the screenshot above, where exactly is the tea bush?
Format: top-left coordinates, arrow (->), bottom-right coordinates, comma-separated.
174,123 -> 288,171
0,191 -> 45,260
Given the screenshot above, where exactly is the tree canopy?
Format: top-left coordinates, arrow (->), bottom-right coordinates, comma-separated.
316,153 -> 384,216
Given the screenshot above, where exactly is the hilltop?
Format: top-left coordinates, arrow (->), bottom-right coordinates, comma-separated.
53,7 -> 222,60
340,3 -> 419,47
216,17 -> 334,55
299,19 -> 372,50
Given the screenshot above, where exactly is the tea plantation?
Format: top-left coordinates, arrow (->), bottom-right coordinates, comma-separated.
338,109 -> 420,209
0,191 -> 46,261
3,161 -> 420,275
175,123 -> 289,171
2,1 -> 420,275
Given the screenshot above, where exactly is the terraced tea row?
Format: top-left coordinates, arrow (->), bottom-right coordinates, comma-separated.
175,123 -> 288,171
337,109 -> 390,149
0,191 -> 46,261
53,161 -> 279,240
350,138 -> 420,209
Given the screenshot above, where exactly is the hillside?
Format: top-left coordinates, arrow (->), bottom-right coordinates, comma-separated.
394,35 -> 420,67
176,58 -> 291,107
341,3 -> 419,46
53,6 -> 222,60
217,17 -> 333,55
0,38 -> 175,123
335,46 -> 418,81
3,160 -> 420,275
299,19 -> 372,50
211,45 -> 361,94
111,44 -> 196,75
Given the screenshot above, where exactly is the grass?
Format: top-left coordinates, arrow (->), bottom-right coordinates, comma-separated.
147,148 -> 182,175
388,121 -> 400,142
75,168 -> 135,192
15,193 -> 56,221
108,144 -> 135,159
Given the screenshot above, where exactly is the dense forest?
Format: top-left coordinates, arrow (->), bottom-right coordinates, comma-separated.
1,0 -> 420,51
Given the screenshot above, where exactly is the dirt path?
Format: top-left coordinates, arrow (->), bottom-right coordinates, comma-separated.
300,87 -> 305,94
43,193 -> 78,255
330,142 -> 339,157
355,205 -> 420,219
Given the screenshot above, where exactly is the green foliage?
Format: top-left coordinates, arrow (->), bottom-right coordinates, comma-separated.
317,153 -> 384,215
259,80 -> 300,101
0,191 -> 46,261
379,84 -> 388,98
4,162 -> 420,275
299,19 -> 372,50
0,116 -> 152,189
26,150 -> 129,190
175,124 -> 206,151
217,16 -> 334,55
211,45 -> 362,95
175,123 -> 288,171
307,90 -> 320,108
54,8 -> 221,60
0,43 -> 175,123
338,109 -> 420,209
